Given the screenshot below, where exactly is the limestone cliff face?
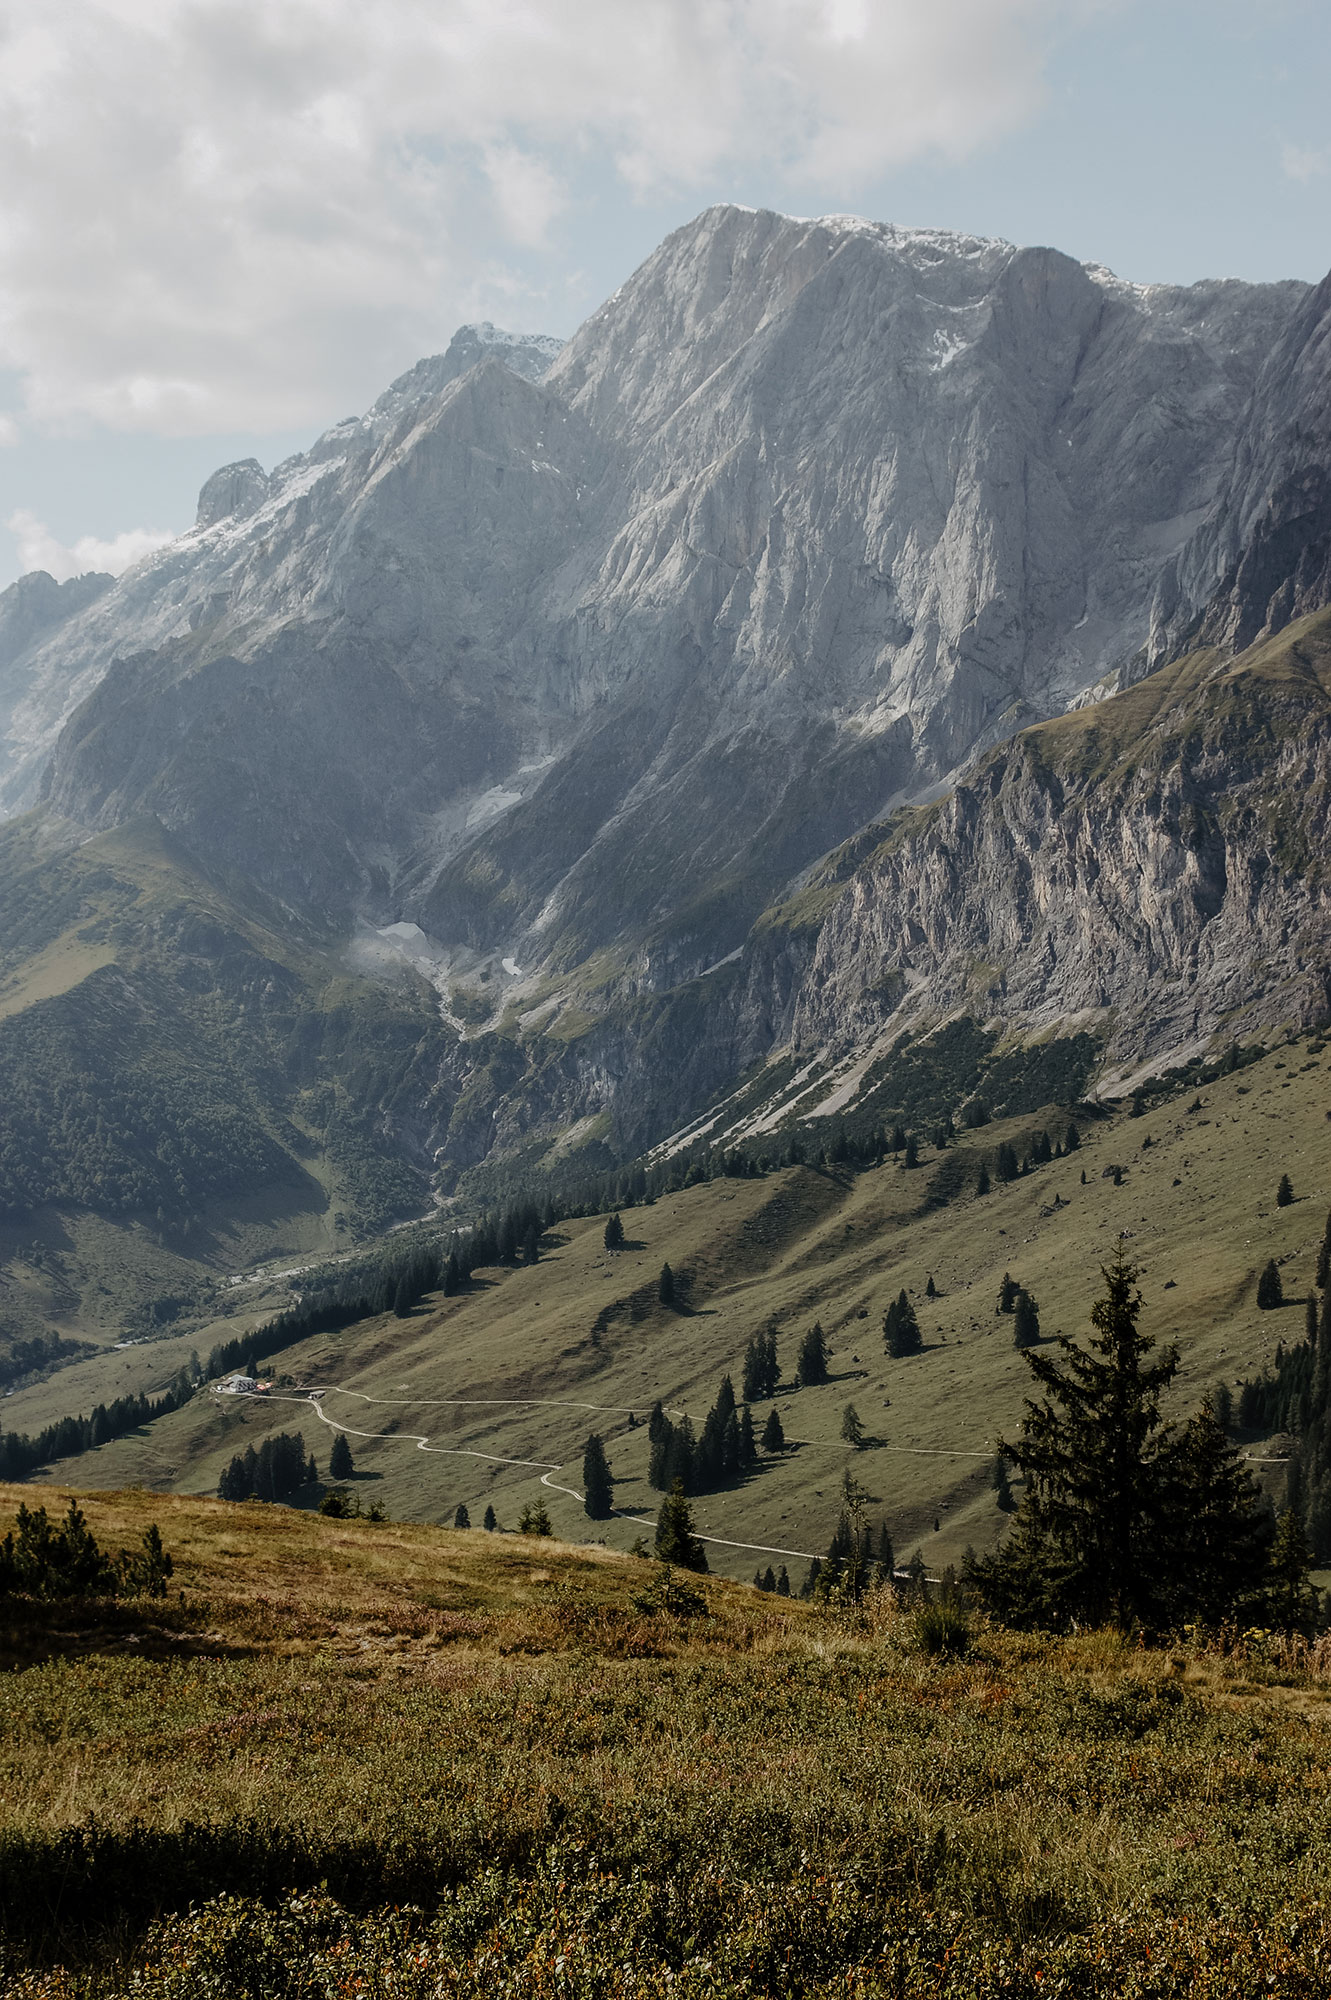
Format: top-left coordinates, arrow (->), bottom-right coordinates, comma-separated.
780,613 -> 1331,1082
1155,272 -> 1331,659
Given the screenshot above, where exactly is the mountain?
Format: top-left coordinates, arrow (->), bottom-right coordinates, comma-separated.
1,211 -> 1305,947
0,205 -> 1328,1223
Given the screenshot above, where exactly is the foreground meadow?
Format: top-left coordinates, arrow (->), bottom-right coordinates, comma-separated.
3,1487 -> 1331,1997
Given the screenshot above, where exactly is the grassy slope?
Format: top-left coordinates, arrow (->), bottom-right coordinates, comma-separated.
3,1486 -> 1331,1995
23,1035 -> 1327,1582
0,812 -> 452,1370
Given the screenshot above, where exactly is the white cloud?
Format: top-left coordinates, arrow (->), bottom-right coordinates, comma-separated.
6,507 -> 174,583
0,416 -> 18,447
0,0 -> 1062,436
1282,142 -> 1330,183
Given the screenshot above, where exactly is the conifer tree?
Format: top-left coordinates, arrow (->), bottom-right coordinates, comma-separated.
976,1161 -> 991,1196
997,1272 -> 1020,1313
1316,1211 -> 1331,1289
795,1321 -> 829,1386
483,1504 -> 497,1531
518,1497 -> 553,1536
776,1565 -> 790,1596
1277,1174 -> 1295,1208
604,1213 -> 625,1251
453,1503 -> 470,1528
738,1405 -> 757,1466
1013,1290 -> 1041,1349
1257,1260 -> 1284,1310
329,1432 -> 354,1480
761,1407 -> 786,1454
1165,1401 -> 1271,1626
992,1454 -> 1015,1513
1266,1506 -> 1320,1634
742,1329 -> 780,1401
658,1263 -> 676,1307
762,1565 -> 777,1592
967,1245 -> 1180,1631
926,1274 -> 937,1299
883,1289 -> 921,1357
654,1479 -> 708,1572
583,1434 -> 614,1519
840,1403 -> 865,1448
903,1133 -> 919,1169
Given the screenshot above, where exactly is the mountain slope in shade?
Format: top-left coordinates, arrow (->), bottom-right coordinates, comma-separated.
1154,268 -> 1331,658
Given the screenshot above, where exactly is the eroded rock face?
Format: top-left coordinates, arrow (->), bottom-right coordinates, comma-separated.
195,460 -> 269,529
779,614 -> 1331,1082
1156,271 -> 1331,656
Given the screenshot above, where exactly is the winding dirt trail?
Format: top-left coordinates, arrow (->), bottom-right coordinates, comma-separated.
221,1381 -> 825,1562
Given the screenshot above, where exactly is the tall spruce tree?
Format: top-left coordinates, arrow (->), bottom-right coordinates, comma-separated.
658,1263 -> 676,1307
761,1407 -> 786,1454
883,1289 -> 921,1357
1012,1290 -> 1041,1349
1257,1260 -> 1284,1310
583,1434 -> 614,1519
1164,1401 -> 1272,1626
795,1321 -> 830,1386
328,1432 -> 354,1481
1266,1507 -> 1321,1634
967,1245 -> 1180,1631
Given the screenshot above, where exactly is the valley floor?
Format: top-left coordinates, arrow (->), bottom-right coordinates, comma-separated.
17,1035 -> 1329,1581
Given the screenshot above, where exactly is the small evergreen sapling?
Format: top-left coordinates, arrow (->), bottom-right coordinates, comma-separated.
518,1498 -> 553,1536
840,1403 -> 865,1448
654,1479 -> 708,1572
453,1503 -> 470,1528
658,1263 -> 676,1307
1277,1175 -> 1294,1208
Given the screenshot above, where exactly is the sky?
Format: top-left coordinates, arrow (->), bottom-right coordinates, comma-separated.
1,0 -> 1328,589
